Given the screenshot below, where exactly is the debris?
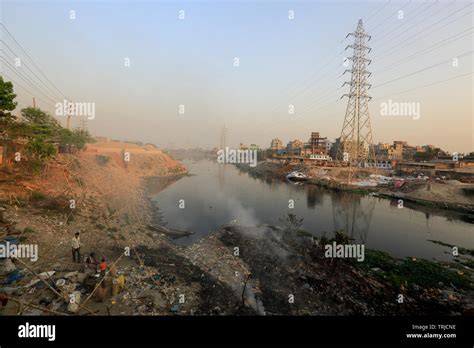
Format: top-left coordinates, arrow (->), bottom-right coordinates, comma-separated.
67,291 -> 81,313
1,270 -> 23,285
0,258 -> 16,273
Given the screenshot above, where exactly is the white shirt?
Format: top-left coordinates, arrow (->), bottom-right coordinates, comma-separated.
71,237 -> 81,249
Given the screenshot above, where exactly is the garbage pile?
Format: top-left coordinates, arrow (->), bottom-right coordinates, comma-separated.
0,250 -> 127,315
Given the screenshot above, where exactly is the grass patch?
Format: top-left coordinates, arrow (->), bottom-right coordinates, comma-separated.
31,191 -> 46,201
23,227 -> 36,234
361,249 -> 473,290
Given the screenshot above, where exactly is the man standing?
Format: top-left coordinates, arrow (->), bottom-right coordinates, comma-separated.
71,232 -> 81,263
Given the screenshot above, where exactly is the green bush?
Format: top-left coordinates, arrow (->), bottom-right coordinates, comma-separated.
31,191 -> 46,201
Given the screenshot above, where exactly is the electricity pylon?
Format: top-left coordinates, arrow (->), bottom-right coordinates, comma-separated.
218,125 -> 227,151
337,19 -> 377,183
217,125 -> 227,189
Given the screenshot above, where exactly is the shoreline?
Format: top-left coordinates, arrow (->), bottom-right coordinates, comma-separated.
2,153 -> 474,316
235,161 -> 474,216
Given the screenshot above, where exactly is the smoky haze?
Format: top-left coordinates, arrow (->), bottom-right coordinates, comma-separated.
2,0 -> 473,152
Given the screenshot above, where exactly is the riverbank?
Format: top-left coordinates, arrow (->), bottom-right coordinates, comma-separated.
182,221 -> 474,315
2,152 -> 474,316
236,161 -> 474,215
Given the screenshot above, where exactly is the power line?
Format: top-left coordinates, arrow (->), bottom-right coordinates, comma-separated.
0,22 -> 67,99
0,50 -> 61,103
371,27 -> 474,74
372,1 -> 471,56
372,70 -> 474,100
299,4 -> 473,112
271,1 -> 457,114
373,50 -> 473,89
364,0 -> 393,23
264,0 -> 396,113
0,39 -> 64,100
370,0 -> 441,45
1,71 -> 56,109
366,0 -> 412,33
0,56 -> 58,104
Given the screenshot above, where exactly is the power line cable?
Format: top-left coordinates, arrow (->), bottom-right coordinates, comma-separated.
0,39 -> 64,100
0,22 -> 67,99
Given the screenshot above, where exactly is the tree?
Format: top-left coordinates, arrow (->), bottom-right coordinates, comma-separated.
57,128 -> 94,150
413,147 -> 441,161
20,107 -> 59,172
0,76 -> 17,126
1,79 -> 94,171
0,76 -> 18,165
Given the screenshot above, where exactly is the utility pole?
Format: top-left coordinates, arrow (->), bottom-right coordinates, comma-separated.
32,97 -> 36,108
337,19 -> 376,183
66,101 -> 73,130
81,117 -> 88,132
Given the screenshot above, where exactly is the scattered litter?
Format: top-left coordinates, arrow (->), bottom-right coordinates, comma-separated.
55,279 -> 66,287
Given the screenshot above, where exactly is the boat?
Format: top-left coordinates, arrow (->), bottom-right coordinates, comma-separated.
286,171 -> 308,181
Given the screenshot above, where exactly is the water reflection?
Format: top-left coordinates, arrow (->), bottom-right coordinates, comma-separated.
152,160 -> 474,260
331,194 -> 375,243
305,185 -> 323,208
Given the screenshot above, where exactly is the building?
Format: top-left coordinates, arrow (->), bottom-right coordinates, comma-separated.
324,139 -> 332,154
286,139 -> 303,156
364,159 -> 394,169
397,160 -> 461,176
249,144 -> 259,151
309,132 -> 327,155
309,154 -> 332,161
270,138 -> 284,151
94,136 -> 110,142
374,141 -> 403,160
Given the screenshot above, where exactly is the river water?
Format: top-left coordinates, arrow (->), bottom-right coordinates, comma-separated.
151,160 -> 474,262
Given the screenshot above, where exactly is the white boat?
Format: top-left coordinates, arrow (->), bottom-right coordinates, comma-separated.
286,171 -> 308,181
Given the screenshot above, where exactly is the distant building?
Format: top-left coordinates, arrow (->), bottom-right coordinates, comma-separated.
309,132 -> 327,155
286,139 -> 303,156
397,160 -> 460,176
249,144 -> 259,151
324,139 -> 332,154
309,154 -> 332,161
270,138 -> 284,151
94,136 -> 110,142
374,141 -> 403,160
364,159 -> 394,169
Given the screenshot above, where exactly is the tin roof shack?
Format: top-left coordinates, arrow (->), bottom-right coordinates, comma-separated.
435,158 -> 474,181
397,160 -> 459,177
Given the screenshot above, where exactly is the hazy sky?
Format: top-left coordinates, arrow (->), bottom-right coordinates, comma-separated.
1,0 -> 473,152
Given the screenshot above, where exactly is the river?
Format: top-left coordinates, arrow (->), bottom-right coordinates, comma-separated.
151,160 -> 474,262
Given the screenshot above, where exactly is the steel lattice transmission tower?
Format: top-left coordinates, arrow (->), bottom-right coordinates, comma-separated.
337,19 -> 376,182
218,125 -> 227,150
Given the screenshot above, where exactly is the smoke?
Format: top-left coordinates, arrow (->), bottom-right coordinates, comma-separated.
221,195 -> 260,228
